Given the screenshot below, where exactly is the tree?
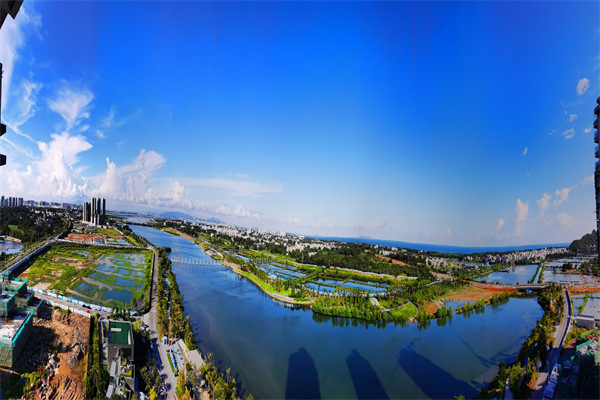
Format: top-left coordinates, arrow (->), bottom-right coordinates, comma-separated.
148,387 -> 158,400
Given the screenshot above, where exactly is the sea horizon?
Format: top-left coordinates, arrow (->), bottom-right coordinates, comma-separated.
306,235 -> 571,254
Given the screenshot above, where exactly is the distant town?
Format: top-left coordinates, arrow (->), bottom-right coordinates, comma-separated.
0,192 -> 597,400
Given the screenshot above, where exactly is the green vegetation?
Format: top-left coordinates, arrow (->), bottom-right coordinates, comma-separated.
84,314 -> 110,399
0,207 -> 68,242
529,261 -> 545,284
456,292 -> 510,315
577,292 -> 590,315
23,243 -> 151,308
312,294 -> 399,322
200,354 -> 238,400
480,284 -> 564,398
156,248 -> 197,350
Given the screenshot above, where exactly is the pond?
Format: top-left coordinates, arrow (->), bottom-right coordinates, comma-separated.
104,289 -> 133,304
478,264 -> 538,285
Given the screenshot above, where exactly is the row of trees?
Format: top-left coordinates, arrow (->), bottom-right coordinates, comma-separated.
156,248 -> 197,350
480,285 -> 563,398
84,314 -> 109,398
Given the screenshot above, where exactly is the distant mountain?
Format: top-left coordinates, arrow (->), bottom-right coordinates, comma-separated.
159,211 -> 197,220
158,211 -> 224,224
569,230 -> 598,252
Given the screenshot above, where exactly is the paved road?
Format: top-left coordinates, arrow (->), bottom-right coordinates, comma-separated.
143,248 -> 178,400
34,291 -> 111,319
530,288 -> 572,399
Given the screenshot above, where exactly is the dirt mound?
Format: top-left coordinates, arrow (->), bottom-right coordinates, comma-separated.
51,375 -> 85,400
66,344 -> 85,366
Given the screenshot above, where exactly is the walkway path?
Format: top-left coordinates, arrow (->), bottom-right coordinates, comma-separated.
143,248 -> 178,400
530,289 -> 571,399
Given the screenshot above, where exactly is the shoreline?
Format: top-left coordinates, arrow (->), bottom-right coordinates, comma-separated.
161,227 -> 313,306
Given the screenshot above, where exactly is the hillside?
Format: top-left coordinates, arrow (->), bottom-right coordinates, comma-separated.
569,230 -> 598,252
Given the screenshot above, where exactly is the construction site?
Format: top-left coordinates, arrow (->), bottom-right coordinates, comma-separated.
0,270 -> 43,369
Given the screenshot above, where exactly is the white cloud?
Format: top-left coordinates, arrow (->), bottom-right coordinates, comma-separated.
536,193 -> 552,215
522,147 -> 528,156
496,218 -> 504,231
288,216 -> 302,225
569,114 -> 578,122
215,204 -> 260,219
576,78 -> 590,95
358,219 -> 388,232
182,176 -> 283,198
0,5 -> 41,108
554,187 -> 572,205
95,106 -> 141,139
3,132 -> 92,198
555,212 -> 574,228
96,149 -> 167,204
581,175 -> 594,185
514,199 -> 528,236
48,82 -> 94,131
562,128 -> 575,139
584,127 -> 592,134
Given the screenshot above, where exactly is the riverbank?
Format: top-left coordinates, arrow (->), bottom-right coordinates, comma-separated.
161,227 -> 313,306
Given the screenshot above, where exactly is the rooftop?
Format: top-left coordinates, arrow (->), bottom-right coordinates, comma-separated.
108,320 -> 132,346
0,311 -> 29,341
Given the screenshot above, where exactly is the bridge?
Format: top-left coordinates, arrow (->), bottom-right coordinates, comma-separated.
513,283 -> 549,290
170,256 -> 226,268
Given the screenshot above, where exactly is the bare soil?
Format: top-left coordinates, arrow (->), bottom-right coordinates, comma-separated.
18,306 -> 90,400
441,285 -> 512,302
374,253 -> 408,266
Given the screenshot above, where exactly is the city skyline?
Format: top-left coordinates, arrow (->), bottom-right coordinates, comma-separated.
0,1 -> 599,246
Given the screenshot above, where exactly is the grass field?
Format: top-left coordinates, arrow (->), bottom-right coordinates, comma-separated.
388,303 -> 418,319
22,244 -> 151,307
8,224 -> 24,236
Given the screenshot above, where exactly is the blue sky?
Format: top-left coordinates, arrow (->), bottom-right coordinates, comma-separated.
0,1 -> 598,246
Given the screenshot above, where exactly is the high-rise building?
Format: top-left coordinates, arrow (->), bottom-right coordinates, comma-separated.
82,197 -> 107,226
594,96 -> 599,262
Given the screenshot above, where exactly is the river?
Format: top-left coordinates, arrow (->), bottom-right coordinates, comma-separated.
131,225 -> 543,399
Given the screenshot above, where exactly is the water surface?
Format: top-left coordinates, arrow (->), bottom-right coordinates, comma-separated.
131,225 -> 543,399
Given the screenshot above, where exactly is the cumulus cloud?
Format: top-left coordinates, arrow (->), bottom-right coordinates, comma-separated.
3,132 -> 92,198
214,204 -> 260,219
562,128 -> 575,139
514,199 -> 528,236
522,147 -> 528,156
554,187 -> 572,205
536,193 -> 552,215
569,114 -> 578,122
576,78 -> 590,95
95,149 -> 169,205
48,82 -> 94,131
584,127 -> 592,134
496,218 -> 504,231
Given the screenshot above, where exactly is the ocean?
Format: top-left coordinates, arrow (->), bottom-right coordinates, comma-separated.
306,236 -> 569,254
